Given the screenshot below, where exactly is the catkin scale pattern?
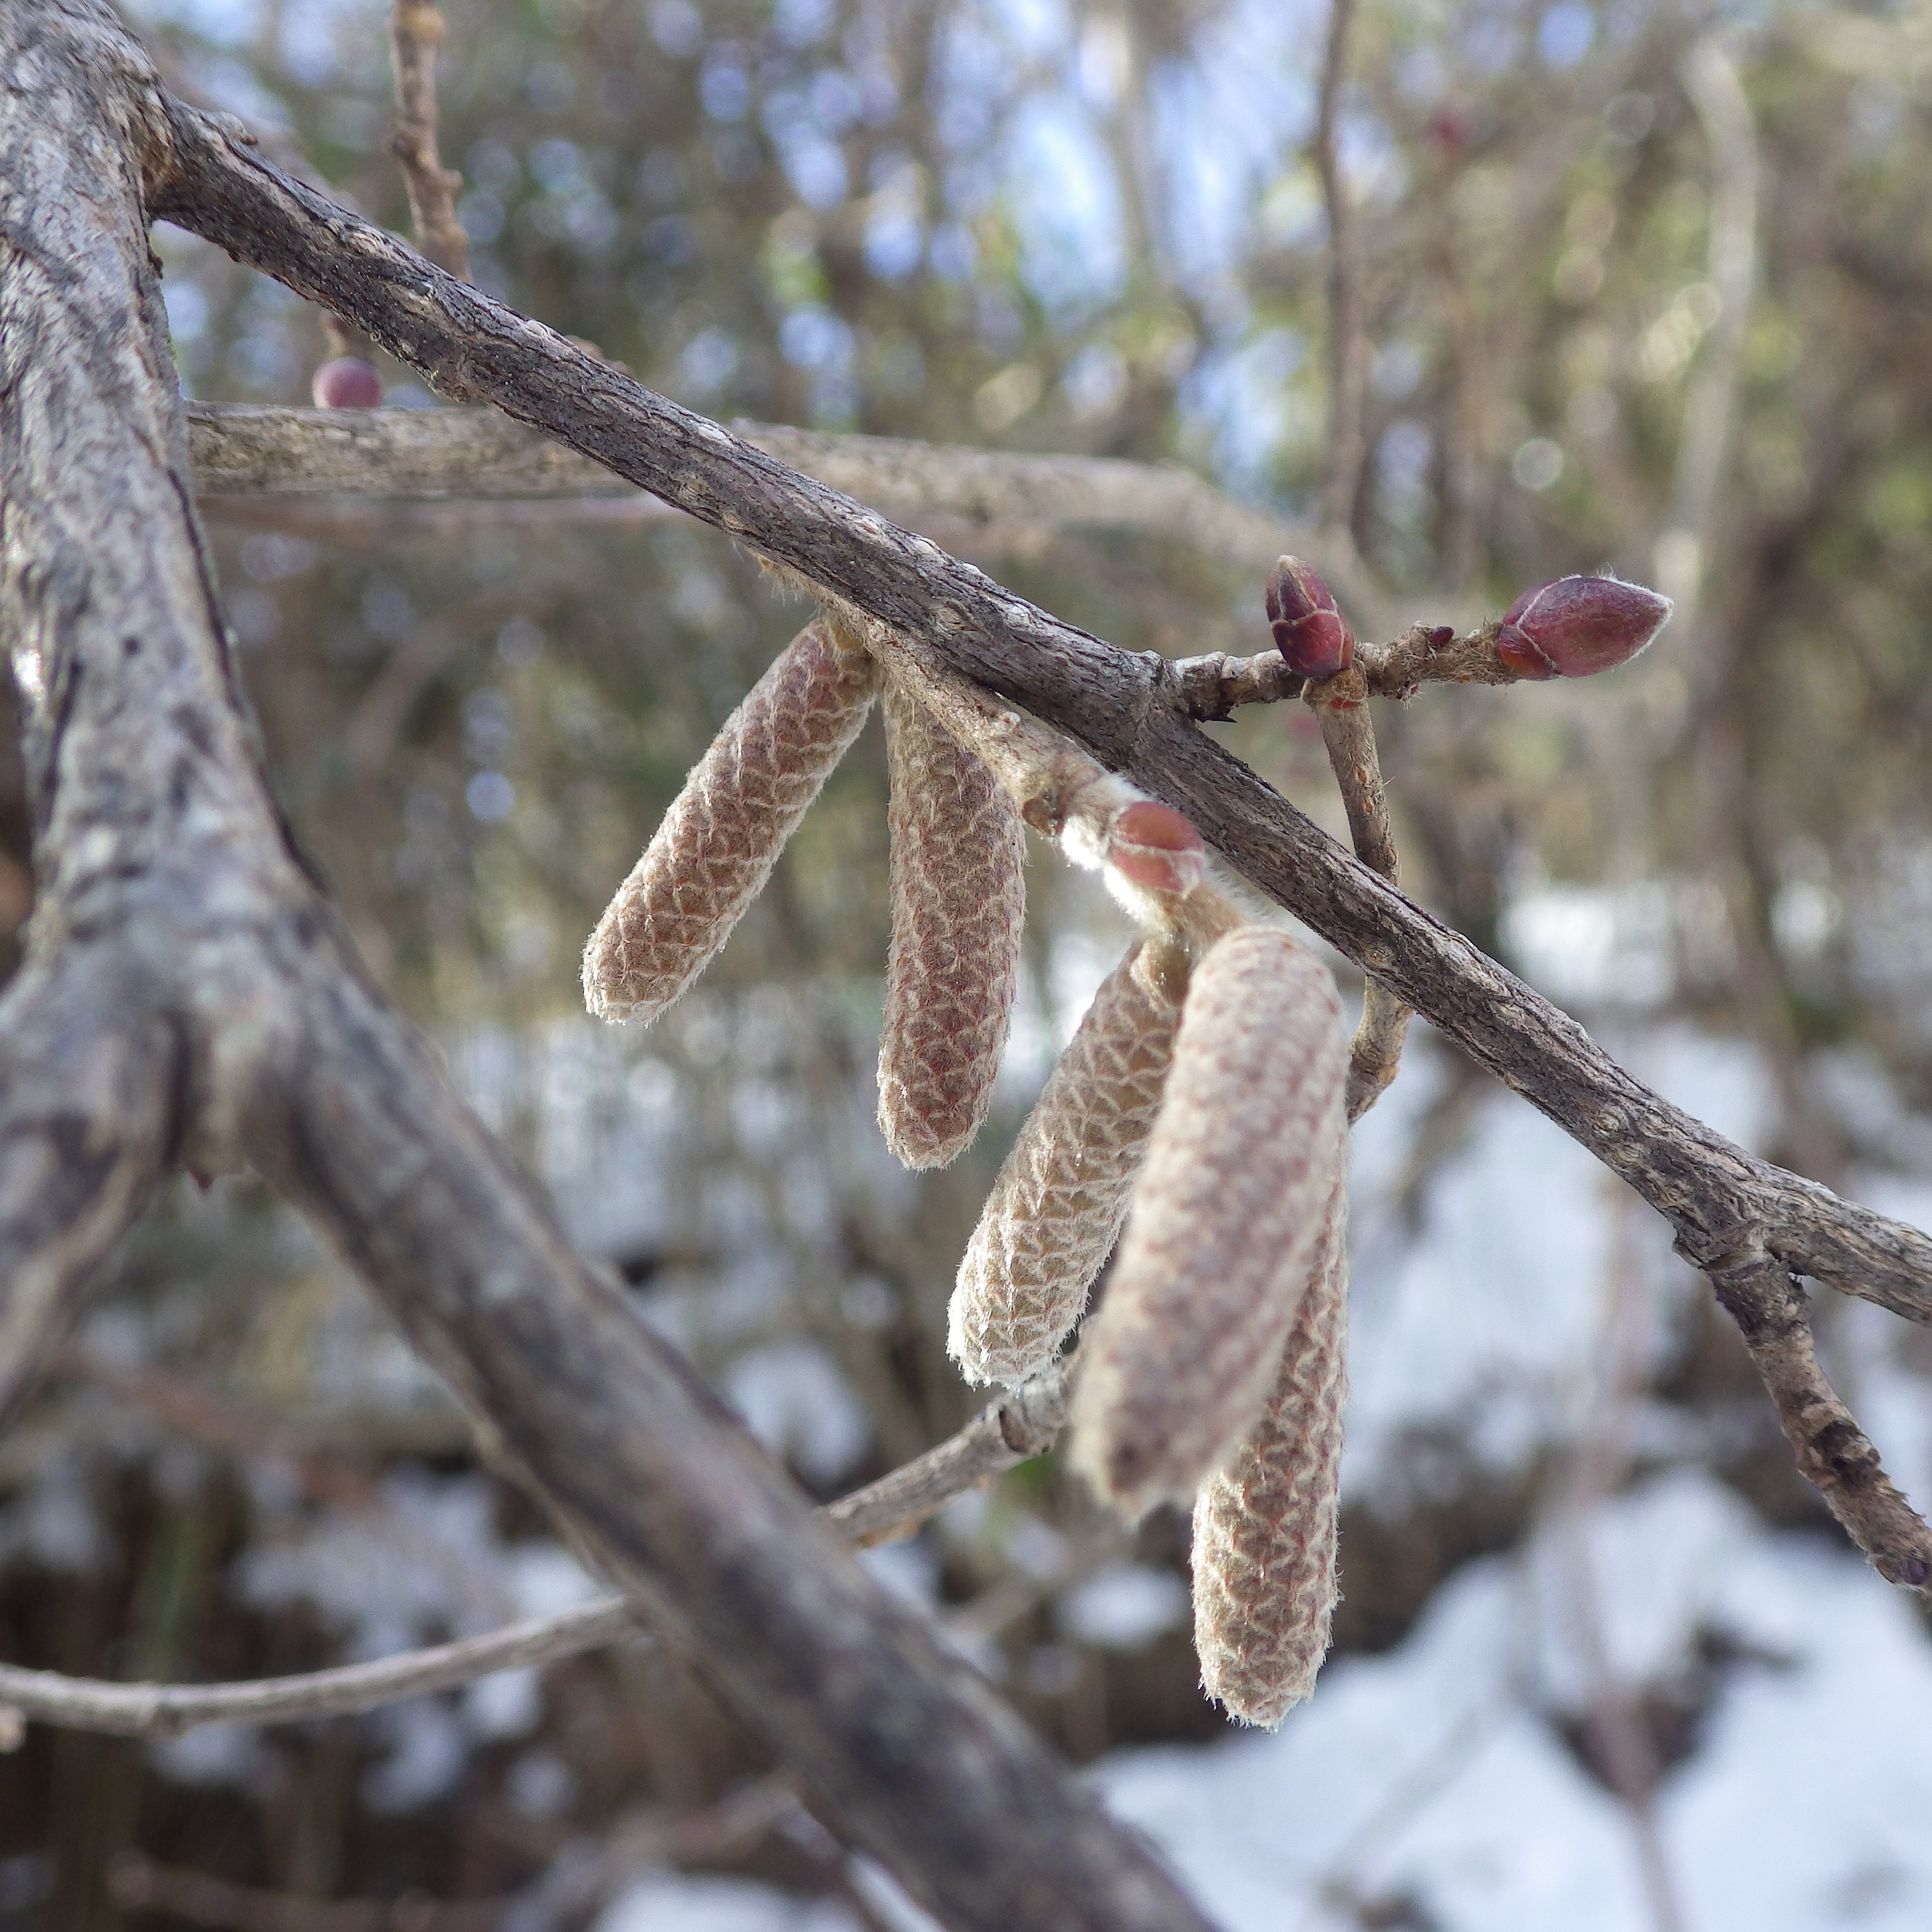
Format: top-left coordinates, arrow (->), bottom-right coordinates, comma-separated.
949,944 -> 1183,1387
581,622 -> 877,1024
1192,1172 -> 1349,1727
877,675 -> 1027,1169
1069,927 -> 1348,1517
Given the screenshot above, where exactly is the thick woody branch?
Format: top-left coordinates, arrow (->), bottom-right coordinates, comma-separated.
0,960 -> 177,1414
0,1362 -> 1072,1741
2,15 -> 1213,1929
184,402 -> 1352,588
1707,1256 -> 1932,1588
166,108 -> 1921,1322
386,0 -> 467,277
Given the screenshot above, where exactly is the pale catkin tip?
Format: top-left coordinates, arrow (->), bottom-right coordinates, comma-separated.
581,622 -> 877,1024
877,675 -> 1026,1169
1192,1175 -> 1349,1728
1068,926 -> 1349,1518
949,943 -> 1185,1387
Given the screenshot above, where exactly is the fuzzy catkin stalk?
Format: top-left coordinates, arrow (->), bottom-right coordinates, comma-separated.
949,941 -> 1186,1388
877,675 -> 1026,1169
1192,1171 -> 1349,1727
1070,927 -> 1348,1517
582,621 -> 877,1024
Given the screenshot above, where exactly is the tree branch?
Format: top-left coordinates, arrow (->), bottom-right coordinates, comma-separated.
1,13 -> 1215,1928
0,1363 -> 1070,1741
386,0 -> 467,277
1315,0 -> 1367,534
1707,1255 -> 1932,1587
143,93 -> 1932,1334
184,402 -> 1360,593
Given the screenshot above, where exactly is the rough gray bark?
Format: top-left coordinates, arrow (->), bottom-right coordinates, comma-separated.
139,69 -> 1932,1329
0,10 -> 1216,1929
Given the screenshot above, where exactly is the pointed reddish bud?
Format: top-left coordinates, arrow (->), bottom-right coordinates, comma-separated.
1495,574 -> 1672,680
1266,556 -> 1355,680
1109,801 -> 1205,897
312,357 -> 383,409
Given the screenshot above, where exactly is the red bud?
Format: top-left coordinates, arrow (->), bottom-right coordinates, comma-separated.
1495,574 -> 1672,680
1109,801 -> 1205,896
311,357 -> 383,409
1266,557 -> 1355,680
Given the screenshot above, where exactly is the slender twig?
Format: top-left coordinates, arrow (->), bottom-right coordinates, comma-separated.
386,1 -> 467,277
1315,0 -> 1367,534
1707,1254 -> 1932,1588
0,1362 -> 1072,1741
1306,674 -> 1412,1119
1163,648 -> 1306,719
1654,34 -> 1758,638
1166,623 -> 1525,717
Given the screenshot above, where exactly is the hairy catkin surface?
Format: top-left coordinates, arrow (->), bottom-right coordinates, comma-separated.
877,675 -> 1026,1169
949,944 -> 1185,1387
1192,1173 -> 1349,1728
1069,927 -> 1348,1517
581,622 -> 877,1023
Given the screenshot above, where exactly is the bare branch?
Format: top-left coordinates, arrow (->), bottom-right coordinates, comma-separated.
184,403 -> 1376,601
0,1363 -> 1073,1740
2,16 -> 1216,1927
827,1358 -> 1071,1546
1654,34 -> 1759,636
386,0 -> 467,277
1707,1255 -> 1932,1589
0,962 -> 176,1415
1315,0 -> 1367,533
1310,690 -> 1412,1120
0,1598 -> 637,1742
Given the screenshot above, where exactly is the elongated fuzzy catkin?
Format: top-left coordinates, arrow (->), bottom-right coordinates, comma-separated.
582,622 -> 877,1023
1069,927 -> 1347,1517
877,675 -> 1026,1169
949,942 -> 1186,1387
1192,1172 -> 1349,1727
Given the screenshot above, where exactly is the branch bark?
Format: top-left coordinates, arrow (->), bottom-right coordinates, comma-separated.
183,401 -> 1361,590
134,105 -> 1926,1324
0,12 -> 1214,1929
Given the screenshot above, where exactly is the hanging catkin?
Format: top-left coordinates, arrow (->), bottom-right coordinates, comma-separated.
949,940 -> 1186,1388
581,621 -> 877,1024
877,673 -> 1026,1169
1192,1169 -> 1349,1727
1069,926 -> 1347,1518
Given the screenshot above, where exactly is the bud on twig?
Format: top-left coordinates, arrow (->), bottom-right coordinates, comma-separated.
1266,557 -> 1355,681
1494,574 -> 1673,680
583,622 -> 877,1022
950,943 -> 1186,1387
311,357 -> 383,409
1192,1172 -> 1348,1727
1070,928 -> 1349,1517
1105,802 -> 1206,899
878,676 -> 1027,1169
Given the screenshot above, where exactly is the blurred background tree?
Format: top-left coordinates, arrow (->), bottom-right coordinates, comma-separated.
7,1 -> 1932,1927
